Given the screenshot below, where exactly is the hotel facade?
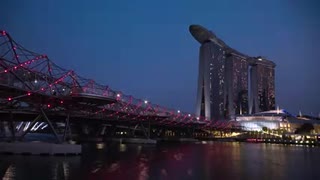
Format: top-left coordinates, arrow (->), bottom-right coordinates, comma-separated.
189,25 -> 276,121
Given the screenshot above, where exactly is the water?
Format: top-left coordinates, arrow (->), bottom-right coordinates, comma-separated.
1,142 -> 320,180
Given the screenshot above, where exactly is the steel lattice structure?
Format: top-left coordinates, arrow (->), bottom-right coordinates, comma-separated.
0,30 -> 238,130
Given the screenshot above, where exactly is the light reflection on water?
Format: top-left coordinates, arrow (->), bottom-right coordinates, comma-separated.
1,142 -> 320,180
2,165 -> 15,180
119,143 -> 127,152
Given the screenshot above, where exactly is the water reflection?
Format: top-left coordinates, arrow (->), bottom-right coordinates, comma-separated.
138,154 -> 149,180
2,165 -> 16,180
96,143 -> 105,150
106,162 -> 120,173
0,155 -> 80,180
119,143 -> 127,152
0,142 -> 320,179
52,161 -> 70,180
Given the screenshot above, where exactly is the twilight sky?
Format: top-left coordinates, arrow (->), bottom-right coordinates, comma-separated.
1,0 -> 319,115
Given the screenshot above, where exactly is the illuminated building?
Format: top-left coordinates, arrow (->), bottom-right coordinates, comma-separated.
189,25 -> 276,121
236,109 -> 320,134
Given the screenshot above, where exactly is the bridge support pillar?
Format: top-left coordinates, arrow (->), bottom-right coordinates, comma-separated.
100,125 -> 107,136
132,122 -> 150,139
40,109 -> 61,143
9,111 -> 16,141
141,123 -> 150,139
63,114 -> 71,142
109,124 -> 117,137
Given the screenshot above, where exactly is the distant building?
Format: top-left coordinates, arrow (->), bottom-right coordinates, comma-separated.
189,25 -> 276,121
235,109 -> 320,134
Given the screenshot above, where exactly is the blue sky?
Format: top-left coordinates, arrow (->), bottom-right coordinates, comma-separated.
1,0 -> 319,115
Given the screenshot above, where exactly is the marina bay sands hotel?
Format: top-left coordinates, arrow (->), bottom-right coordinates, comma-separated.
190,25 -> 276,121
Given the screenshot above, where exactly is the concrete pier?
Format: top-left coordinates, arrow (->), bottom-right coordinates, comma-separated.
157,138 -> 199,143
105,138 -> 157,144
0,142 -> 82,155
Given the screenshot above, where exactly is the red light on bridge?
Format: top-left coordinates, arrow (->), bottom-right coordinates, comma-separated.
27,92 -> 31,96
60,100 -> 63,104
8,97 -> 12,101
4,70 -> 8,73
47,104 -> 51,108
2,31 -> 6,36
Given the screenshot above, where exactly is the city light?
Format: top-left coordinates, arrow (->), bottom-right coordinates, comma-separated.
177,110 -> 180,113
23,122 -> 30,131
144,100 -> 148,104
41,124 -> 48,130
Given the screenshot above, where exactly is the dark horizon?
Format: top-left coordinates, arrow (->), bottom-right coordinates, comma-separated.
1,0 -> 319,116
